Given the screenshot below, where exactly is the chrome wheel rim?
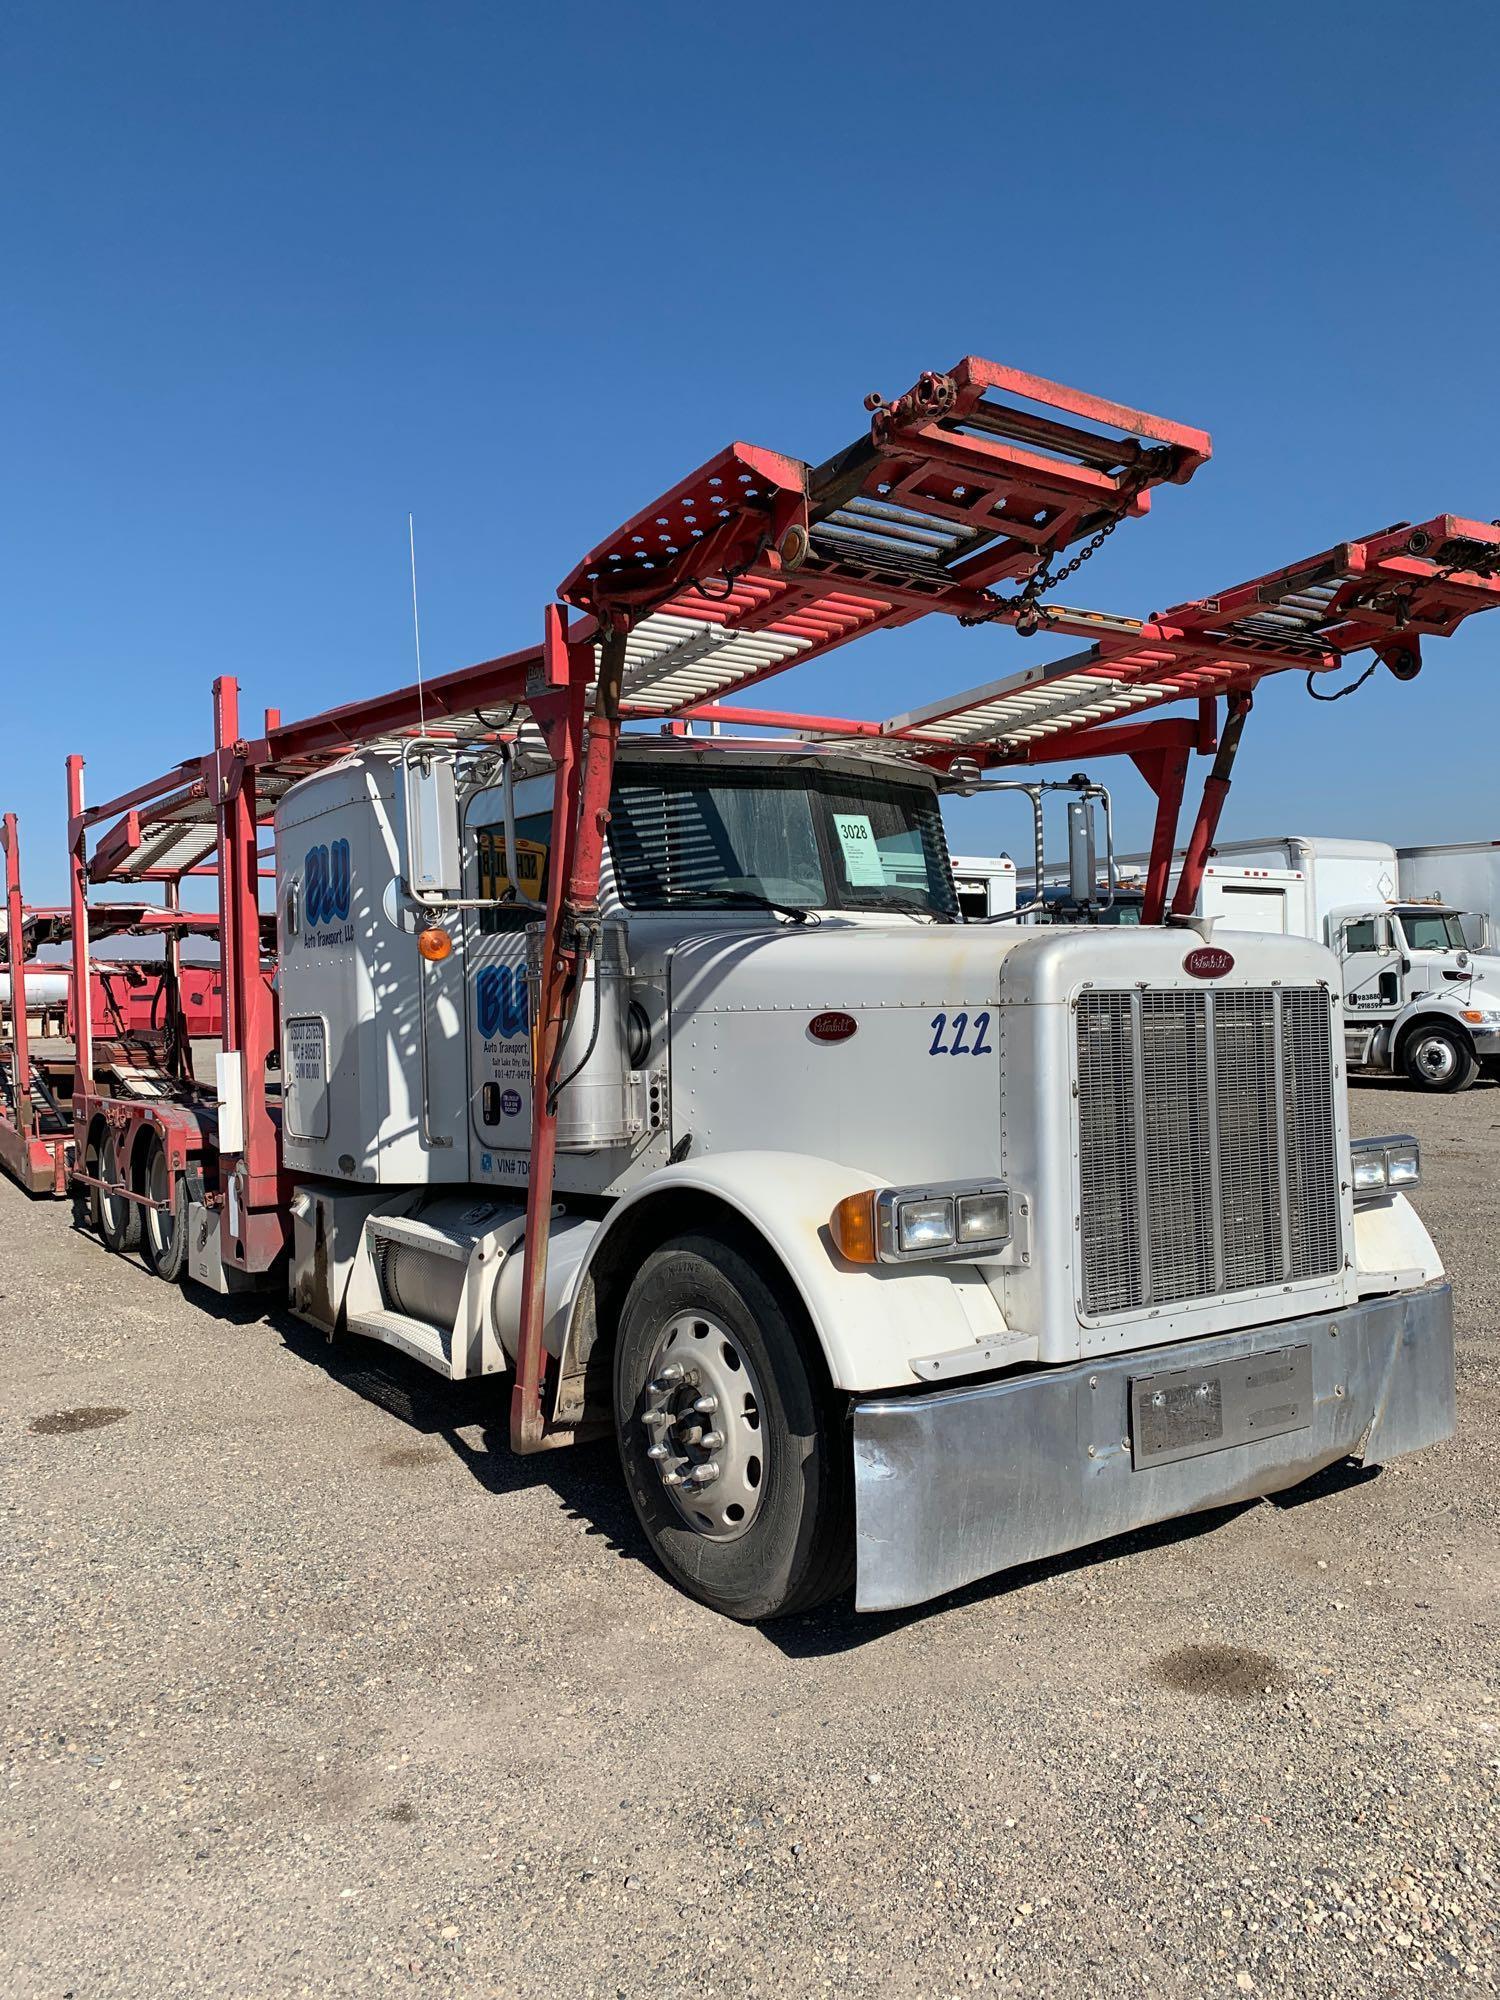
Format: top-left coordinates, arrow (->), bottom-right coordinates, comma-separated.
1414,1036 -> 1455,1082
638,1313 -> 767,1541
98,1134 -> 124,1237
145,1145 -> 172,1258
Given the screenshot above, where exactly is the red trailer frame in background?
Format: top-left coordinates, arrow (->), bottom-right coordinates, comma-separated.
55,355 -> 1500,1455
0,813 -> 63,1193
1,814 -> 229,1196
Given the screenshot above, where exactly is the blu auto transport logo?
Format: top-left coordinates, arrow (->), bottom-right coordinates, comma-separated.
476,965 -> 529,1039
303,839 -> 352,941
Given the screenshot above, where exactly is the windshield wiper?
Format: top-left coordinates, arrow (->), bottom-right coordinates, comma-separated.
858,897 -> 961,924
652,889 -> 816,925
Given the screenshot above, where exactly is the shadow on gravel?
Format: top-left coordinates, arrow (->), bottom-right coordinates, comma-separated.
191,1291 -> 650,1559
179,1288 -> 1392,1654
769,1456 -> 1388,1659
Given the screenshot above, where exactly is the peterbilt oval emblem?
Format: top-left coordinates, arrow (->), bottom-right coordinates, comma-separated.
1183,946 -> 1235,979
808,1010 -> 857,1044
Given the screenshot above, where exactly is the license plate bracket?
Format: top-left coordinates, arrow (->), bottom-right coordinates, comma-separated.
1129,1343 -> 1313,1469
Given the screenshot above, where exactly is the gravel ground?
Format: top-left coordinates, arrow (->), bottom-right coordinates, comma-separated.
2,1080 -> 1496,1999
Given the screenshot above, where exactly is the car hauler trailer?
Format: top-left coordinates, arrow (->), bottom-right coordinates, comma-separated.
49,356 -> 1500,1618
1,813 -> 229,1194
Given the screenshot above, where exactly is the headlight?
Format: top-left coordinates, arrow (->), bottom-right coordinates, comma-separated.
1350,1135 -> 1421,1202
1461,1007 -> 1500,1025
831,1181 -> 1013,1264
897,1197 -> 955,1254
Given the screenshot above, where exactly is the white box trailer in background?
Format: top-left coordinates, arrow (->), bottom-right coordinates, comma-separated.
949,852 -> 1017,921
1196,836 -> 1400,935
1398,842 -> 1500,952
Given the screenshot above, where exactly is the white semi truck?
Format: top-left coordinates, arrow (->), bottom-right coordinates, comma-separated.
271,734 -> 1452,1617
1186,837 -> 1500,1092
52,356 -> 1499,1621
1011,833 -> 1500,1091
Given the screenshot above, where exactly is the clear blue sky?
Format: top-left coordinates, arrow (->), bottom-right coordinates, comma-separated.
5,1 -> 1498,900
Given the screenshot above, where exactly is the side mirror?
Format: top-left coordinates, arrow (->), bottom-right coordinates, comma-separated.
402,746 -> 462,904
1066,797 -> 1097,908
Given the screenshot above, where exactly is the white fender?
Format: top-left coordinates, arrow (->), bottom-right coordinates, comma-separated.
1352,1191 -> 1444,1296
559,1150 -> 1019,1393
1384,995 -> 1478,1067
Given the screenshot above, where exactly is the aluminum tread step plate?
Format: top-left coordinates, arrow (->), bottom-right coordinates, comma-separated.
347,1304 -> 455,1376
366,1215 -> 477,1262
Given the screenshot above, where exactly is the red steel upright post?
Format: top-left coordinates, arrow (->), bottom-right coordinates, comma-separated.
2,814 -> 32,1138
211,676 -> 279,1266
65,755 -> 93,1091
1134,748 -> 1191,927
1172,693 -> 1253,918
510,609 -> 622,1452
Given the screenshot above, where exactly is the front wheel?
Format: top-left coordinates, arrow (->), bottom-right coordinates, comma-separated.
613,1233 -> 853,1621
1402,1024 -> 1477,1093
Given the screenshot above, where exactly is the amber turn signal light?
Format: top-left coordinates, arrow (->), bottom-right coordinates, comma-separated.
417,925 -> 453,962
830,1190 -> 878,1264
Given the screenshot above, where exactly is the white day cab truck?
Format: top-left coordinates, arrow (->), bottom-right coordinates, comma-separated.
273,739 -> 1453,1617
1186,837 -> 1500,1093
1016,833 -> 1500,1092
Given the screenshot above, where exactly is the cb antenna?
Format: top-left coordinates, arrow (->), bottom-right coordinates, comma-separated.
408,512 -> 426,736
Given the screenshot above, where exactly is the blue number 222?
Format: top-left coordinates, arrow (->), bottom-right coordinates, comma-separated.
929,1010 -> 992,1056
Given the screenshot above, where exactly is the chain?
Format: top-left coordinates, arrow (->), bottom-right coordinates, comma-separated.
1035,513 -> 1125,594
963,511 -> 1127,634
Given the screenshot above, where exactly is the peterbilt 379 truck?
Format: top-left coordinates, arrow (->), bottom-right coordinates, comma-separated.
49,357 -> 1500,1618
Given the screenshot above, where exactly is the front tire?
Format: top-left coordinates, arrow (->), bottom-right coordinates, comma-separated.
613,1233 -> 853,1621
1402,1024 -> 1477,1093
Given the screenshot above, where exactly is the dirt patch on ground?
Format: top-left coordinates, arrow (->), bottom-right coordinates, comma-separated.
1155,1641 -> 1289,1700
27,1406 -> 128,1436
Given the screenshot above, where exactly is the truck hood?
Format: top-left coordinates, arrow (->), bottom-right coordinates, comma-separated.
1410,950 -> 1500,1002
665,918 -> 1342,1014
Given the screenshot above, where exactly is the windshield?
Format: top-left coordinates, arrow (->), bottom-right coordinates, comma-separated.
1399,909 -> 1470,952
607,763 -> 958,917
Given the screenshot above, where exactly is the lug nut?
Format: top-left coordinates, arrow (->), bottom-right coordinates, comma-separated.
642,1407 -> 674,1429
699,1431 -> 725,1451
661,1469 -> 685,1487
692,1394 -> 718,1415
646,1443 -> 669,1462
687,1461 -> 721,1487
652,1363 -> 686,1390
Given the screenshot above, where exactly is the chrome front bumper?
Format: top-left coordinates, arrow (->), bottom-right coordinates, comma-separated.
852,1283 -> 1455,1612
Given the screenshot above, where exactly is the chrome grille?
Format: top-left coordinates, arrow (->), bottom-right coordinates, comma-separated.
1076,986 -> 1341,1316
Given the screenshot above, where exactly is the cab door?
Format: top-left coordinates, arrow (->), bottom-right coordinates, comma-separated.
1339,914 -> 1401,1018
461,781 -> 554,1179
